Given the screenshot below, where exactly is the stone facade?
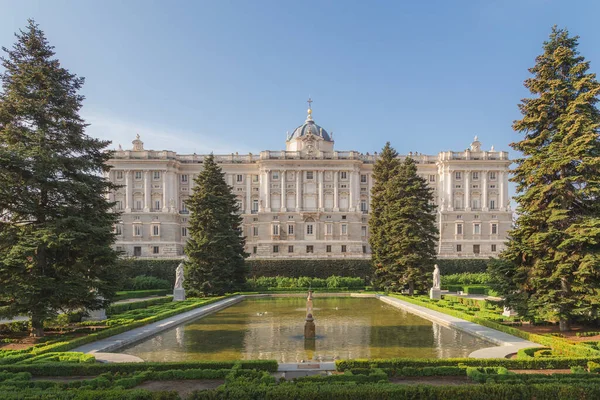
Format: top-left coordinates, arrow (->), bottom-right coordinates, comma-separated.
107,108 -> 511,260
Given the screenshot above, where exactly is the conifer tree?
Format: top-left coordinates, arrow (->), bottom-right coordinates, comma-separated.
0,21 -> 119,337
184,154 -> 248,296
500,27 -> 600,331
385,158 -> 438,294
369,143 -> 401,287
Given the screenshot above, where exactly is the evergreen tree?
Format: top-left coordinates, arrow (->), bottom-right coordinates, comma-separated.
184,154 -> 247,296
0,21 -> 120,337
501,27 -> 600,331
385,158 -> 438,294
369,144 -> 438,293
369,143 -> 401,287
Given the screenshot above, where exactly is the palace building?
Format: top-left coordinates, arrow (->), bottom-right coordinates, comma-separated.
106,103 -> 512,259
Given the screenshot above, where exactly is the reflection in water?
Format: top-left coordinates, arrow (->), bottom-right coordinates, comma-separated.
120,298 -> 492,362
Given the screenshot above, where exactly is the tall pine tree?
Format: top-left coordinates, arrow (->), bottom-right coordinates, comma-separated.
369,143 -> 401,287
385,158 -> 438,294
0,21 -> 120,337
184,154 -> 247,296
501,27 -> 600,331
369,144 -> 438,293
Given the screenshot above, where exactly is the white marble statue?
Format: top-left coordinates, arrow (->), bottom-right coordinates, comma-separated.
175,262 -> 184,289
432,264 -> 441,289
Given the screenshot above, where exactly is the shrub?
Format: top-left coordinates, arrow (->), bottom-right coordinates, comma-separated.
113,289 -> 171,301
441,272 -> 493,286
124,275 -> 171,290
247,259 -> 374,279
589,361 -> 600,373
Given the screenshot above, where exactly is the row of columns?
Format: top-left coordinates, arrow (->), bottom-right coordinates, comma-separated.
114,170 -> 180,213
258,169 -> 367,213
441,169 -> 509,212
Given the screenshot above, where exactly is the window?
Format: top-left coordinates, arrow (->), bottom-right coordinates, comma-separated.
362,246 -> 367,254
272,225 -> 279,235
115,225 -> 122,235
326,224 -> 333,235
273,245 -> 279,253
360,200 -> 368,212
490,200 -> 496,210
116,171 -> 123,180
472,171 -> 479,180
489,171 -> 497,180
253,226 -> 259,236
340,171 -> 347,180
472,198 -> 480,209
182,227 -> 188,237
306,224 -> 313,235
152,225 -> 160,236
273,215 -> 279,220
341,245 -> 347,253
491,214 -> 497,219
272,171 -> 279,180
135,200 -> 142,210
181,200 -> 188,213
456,215 -> 462,219
181,174 -> 188,183
361,226 -> 367,237
429,175 -> 436,182
326,245 -> 331,253
154,200 -> 161,210
456,223 -> 463,235
306,245 -> 314,253
341,215 -> 347,220
455,171 -> 462,180
153,171 -> 160,180
361,174 -> 367,183
473,223 -> 481,235
288,225 -> 294,235
252,199 -> 259,212
341,224 -> 348,235
474,214 -> 480,219
115,200 -> 123,210
133,246 -> 142,256
253,246 -> 257,254
135,171 -> 142,180
473,244 -> 480,254
456,244 -> 462,252
153,246 -> 159,254
288,245 -> 294,253
236,174 -> 243,183
491,223 -> 498,235
491,244 -> 497,252
306,171 -> 314,180
134,225 -> 142,236
252,175 -> 259,183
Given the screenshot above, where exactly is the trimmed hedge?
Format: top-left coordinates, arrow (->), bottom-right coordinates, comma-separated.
0,389 -> 177,400
436,258 -> 490,274
114,289 -> 171,301
106,296 -> 172,316
117,258 -> 180,286
247,259 -> 374,279
0,360 -> 279,376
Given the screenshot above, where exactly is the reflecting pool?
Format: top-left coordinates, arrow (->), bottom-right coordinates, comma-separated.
119,297 -> 492,362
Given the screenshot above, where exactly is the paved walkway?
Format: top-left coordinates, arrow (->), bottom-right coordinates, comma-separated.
72,296 -> 243,355
379,296 -> 538,358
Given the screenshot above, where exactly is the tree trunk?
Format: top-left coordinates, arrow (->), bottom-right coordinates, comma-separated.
408,281 -> 415,296
30,314 -> 44,337
559,277 -> 572,332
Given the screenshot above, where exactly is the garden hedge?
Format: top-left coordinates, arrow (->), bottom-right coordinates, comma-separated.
114,289 -> 171,301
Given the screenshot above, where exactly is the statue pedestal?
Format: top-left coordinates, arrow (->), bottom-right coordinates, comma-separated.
173,288 -> 186,301
429,288 -> 442,300
84,308 -> 107,321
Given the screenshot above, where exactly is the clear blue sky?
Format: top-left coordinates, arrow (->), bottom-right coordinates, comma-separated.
1,0 -> 599,159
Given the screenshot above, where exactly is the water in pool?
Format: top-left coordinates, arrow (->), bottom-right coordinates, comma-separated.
120,297 -> 492,362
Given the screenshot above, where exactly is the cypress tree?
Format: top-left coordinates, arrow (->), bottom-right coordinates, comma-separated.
0,21 -> 119,336
501,27 -> 600,331
369,142 -> 401,288
184,154 -> 248,296
385,157 -> 438,294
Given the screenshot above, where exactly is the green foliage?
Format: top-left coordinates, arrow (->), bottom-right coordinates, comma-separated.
502,27 -> 600,331
116,258 -> 180,286
247,259 -> 374,279
370,144 -> 438,294
246,275 -> 365,290
436,259 -> 489,274
576,331 -> 600,337
442,273 -> 493,285
114,289 -> 171,301
0,21 -> 120,337
124,275 -> 171,290
106,296 -> 171,316
589,361 -> 600,373
185,154 -> 248,296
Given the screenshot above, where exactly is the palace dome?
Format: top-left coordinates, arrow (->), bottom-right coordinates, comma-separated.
288,109 -> 332,142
